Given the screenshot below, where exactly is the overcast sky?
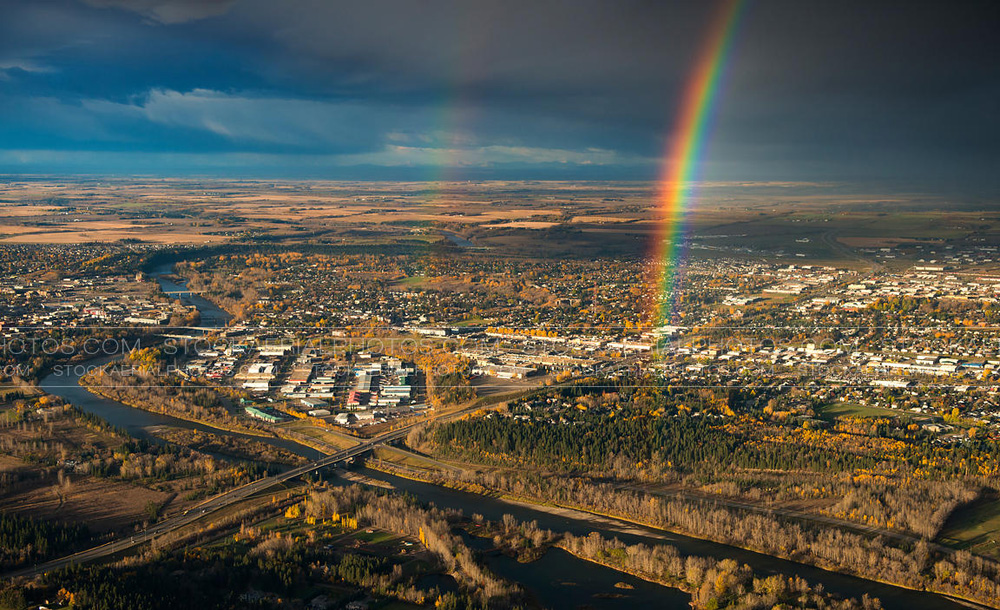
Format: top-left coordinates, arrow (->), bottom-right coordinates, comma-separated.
0,0 -> 997,194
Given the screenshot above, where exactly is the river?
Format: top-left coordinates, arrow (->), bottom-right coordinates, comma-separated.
356,468 -> 969,610
150,262 -> 232,328
37,264 -> 324,459
33,262 -> 970,610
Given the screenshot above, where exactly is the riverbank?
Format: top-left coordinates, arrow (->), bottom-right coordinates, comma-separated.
29,352 -> 986,610
554,536 -> 880,610
557,543 -> 690,593
364,460 -> 999,610
148,426 -> 306,466
368,459 -> 672,540
79,373 -> 271,439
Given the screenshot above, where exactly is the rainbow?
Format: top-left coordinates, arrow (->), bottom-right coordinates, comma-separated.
651,0 -> 747,325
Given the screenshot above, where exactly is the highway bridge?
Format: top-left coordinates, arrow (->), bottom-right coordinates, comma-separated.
2,425 -> 413,581
2,360 -> 642,581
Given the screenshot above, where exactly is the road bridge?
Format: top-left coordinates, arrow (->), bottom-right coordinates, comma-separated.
2,426 -> 411,581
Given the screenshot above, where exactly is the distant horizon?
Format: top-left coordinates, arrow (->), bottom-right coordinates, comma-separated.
0,173 -> 995,205
0,158 -> 997,198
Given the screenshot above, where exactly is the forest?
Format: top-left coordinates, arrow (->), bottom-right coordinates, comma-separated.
3,484 -> 526,610
0,512 -> 90,571
425,376 -> 997,541
432,407 -> 876,475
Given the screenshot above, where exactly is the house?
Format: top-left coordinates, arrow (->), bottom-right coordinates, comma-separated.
242,380 -> 272,392
473,364 -> 536,379
354,409 -> 376,423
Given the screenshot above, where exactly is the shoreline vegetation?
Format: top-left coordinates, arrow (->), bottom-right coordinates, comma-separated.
149,427 -> 306,466
555,533 -> 882,609
364,458 -> 1000,609
6,480 -> 883,610
78,350 -> 271,439
81,380 -> 269,438
468,502 -> 883,609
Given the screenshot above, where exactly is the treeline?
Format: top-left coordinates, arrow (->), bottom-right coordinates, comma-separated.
561,532 -> 883,610
20,547 -> 365,610
430,371 -> 477,408
104,438 -> 277,484
397,467 -> 1000,608
302,486 -> 521,604
82,354 -> 262,435
695,471 -> 977,539
432,411 -> 875,476
142,242 -> 433,274
152,428 -> 305,466
0,403 -> 278,493
824,479 -> 977,538
472,511 -> 879,608
0,512 -> 90,570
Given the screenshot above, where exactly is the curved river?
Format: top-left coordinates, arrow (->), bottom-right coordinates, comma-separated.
34,263 -> 969,610
38,264 -> 322,459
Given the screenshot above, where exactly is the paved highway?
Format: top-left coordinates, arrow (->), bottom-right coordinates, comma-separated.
3,358 -> 641,581
2,425 -> 412,581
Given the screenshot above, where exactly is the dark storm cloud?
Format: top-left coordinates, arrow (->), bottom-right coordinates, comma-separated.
230,1 -> 706,91
81,0 -> 237,24
0,0 -> 996,192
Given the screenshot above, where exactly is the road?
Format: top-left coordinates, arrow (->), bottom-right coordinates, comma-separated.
2,425 -> 412,581
0,380 -> 542,582
3,353 -> 646,582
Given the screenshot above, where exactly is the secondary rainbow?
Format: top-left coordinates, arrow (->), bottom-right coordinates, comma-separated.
651,0 -> 747,324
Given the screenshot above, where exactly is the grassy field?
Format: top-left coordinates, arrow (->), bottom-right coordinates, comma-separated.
281,419 -> 360,450
938,491 -> 1000,560
817,401 -> 903,419
0,454 -> 175,532
353,529 -> 401,545
0,383 -> 40,399
393,275 -> 427,287
373,446 -> 457,474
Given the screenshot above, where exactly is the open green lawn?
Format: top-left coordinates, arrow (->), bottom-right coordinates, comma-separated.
817,402 -> 902,419
354,529 -> 400,545
937,492 -> 1000,560
453,315 -> 487,327
395,275 -> 427,286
